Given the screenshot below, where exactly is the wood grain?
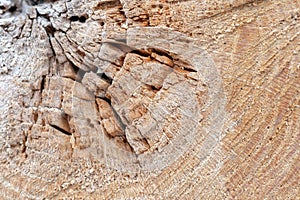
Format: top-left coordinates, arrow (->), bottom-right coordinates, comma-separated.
0,0 -> 299,199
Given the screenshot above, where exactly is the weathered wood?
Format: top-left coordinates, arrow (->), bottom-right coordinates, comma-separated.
0,0 -> 299,199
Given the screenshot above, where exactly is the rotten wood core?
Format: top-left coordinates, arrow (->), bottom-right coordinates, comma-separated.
0,0 -> 214,172
47,39 -> 204,156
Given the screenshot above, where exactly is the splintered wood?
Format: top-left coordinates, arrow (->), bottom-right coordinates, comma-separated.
0,0 -> 299,199
52,27 -> 225,172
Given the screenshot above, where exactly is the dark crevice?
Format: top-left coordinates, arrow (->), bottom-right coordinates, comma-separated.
98,73 -> 113,84
33,111 -> 38,123
40,75 -> 46,93
79,16 -> 87,23
99,97 -> 111,106
180,66 -> 197,72
41,118 -> 46,126
174,59 -> 197,72
98,96 -> 127,132
91,66 -> 98,73
115,136 -> 134,152
99,96 -> 111,105
148,48 -> 173,61
28,1 -> 37,6
142,83 -> 162,93
139,138 -> 150,154
111,105 -> 126,131
44,23 -> 56,36
149,84 -> 162,91
72,64 -> 83,81
132,48 -> 177,68
69,16 -> 79,21
119,8 -> 125,17
75,69 -> 86,82
86,118 -> 95,129
62,52 -> 86,82
21,134 -> 27,153
48,36 -> 56,56
69,15 -> 88,23
8,5 -> 17,12
61,75 -> 75,82
37,12 -> 51,21
49,124 -> 72,136
94,99 -> 100,113
98,57 -> 123,68
130,49 -> 151,57
29,17 -> 34,37
19,19 -> 28,38
76,49 -> 86,57
96,96 -> 132,152
21,131 -> 28,158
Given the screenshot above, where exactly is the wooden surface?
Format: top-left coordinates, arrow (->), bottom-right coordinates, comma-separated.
0,0 -> 299,199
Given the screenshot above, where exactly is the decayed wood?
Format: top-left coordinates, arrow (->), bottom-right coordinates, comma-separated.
0,0 -> 299,199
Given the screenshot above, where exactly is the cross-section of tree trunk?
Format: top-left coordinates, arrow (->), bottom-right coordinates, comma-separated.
0,0 -> 299,199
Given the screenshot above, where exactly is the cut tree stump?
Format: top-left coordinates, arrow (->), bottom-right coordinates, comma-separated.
0,0 -> 299,199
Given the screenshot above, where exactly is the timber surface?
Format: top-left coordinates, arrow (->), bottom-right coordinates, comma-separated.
0,0 -> 299,199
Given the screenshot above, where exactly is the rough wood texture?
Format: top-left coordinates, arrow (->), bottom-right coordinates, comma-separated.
0,0 -> 299,199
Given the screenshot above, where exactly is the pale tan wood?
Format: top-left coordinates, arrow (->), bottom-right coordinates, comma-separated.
0,0 -> 299,199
